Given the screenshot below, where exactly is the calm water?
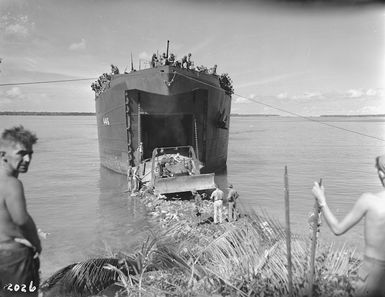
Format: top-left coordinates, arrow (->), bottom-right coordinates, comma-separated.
0,115 -> 384,279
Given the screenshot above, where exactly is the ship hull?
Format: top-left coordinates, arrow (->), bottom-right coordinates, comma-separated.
95,66 -> 231,174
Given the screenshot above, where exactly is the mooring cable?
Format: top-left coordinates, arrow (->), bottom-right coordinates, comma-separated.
175,71 -> 385,143
1,70 -> 383,142
0,77 -> 96,86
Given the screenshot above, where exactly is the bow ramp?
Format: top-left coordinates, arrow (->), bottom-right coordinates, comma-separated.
132,146 -> 216,195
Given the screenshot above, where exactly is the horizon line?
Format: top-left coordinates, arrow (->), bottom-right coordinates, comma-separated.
1,111 -> 384,117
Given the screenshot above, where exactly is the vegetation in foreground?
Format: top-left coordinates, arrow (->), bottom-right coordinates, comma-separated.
41,188 -> 361,297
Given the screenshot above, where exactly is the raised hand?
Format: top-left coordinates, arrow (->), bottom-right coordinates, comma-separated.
312,182 -> 326,207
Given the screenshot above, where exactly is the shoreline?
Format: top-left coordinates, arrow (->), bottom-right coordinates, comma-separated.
41,185 -> 362,297
0,111 -> 96,116
124,187 -> 362,296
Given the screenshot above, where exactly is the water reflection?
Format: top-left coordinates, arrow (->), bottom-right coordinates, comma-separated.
94,166 -> 151,256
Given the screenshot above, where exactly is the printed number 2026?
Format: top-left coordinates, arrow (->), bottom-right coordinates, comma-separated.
4,281 -> 36,293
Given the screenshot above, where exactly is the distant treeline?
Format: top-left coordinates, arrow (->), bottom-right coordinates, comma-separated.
0,111 -> 96,116
230,114 -> 279,117
320,114 -> 385,117
0,112 -> 277,117
1,112 -> 383,117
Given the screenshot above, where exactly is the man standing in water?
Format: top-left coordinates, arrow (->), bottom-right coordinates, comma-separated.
312,155 -> 385,297
0,126 -> 41,296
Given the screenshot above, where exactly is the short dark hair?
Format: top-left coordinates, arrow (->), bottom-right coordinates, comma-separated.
1,125 -> 38,148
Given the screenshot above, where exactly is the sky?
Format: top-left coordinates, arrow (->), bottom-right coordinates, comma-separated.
0,0 -> 384,116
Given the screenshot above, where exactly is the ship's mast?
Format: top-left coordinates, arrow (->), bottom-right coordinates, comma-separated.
130,52 -> 134,71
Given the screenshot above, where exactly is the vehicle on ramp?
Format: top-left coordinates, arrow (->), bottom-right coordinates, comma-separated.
130,146 -> 215,195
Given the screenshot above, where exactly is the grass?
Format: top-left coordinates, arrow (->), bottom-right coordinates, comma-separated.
40,187 -> 361,297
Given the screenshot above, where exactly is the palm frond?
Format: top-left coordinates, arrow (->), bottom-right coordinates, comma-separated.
40,263 -> 77,289
316,241 -> 360,277
40,257 -> 139,296
195,220 -> 264,284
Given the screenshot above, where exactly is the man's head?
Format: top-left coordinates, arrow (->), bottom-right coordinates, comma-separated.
375,155 -> 385,187
0,126 -> 37,176
228,184 -> 233,189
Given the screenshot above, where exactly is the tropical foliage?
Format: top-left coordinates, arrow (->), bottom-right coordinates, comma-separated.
41,191 -> 361,297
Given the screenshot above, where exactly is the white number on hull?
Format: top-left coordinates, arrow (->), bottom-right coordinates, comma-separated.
103,117 -> 110,126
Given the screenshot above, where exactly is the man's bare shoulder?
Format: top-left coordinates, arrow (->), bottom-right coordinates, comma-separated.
359,191 -> 385,207
360,192 -> 375,199
375,189 -> 385,198
0,175 -> 22,187
0,175 -> 23,199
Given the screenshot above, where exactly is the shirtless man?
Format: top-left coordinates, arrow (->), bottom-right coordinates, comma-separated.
0,126 -> 41,296
312,155 -> 385,297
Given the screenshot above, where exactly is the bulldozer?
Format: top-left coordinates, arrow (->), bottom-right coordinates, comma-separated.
129,146 -> 215,195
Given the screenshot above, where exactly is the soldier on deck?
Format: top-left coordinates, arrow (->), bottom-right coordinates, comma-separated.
186,53 -> 192,69
151,53 -> 158,68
